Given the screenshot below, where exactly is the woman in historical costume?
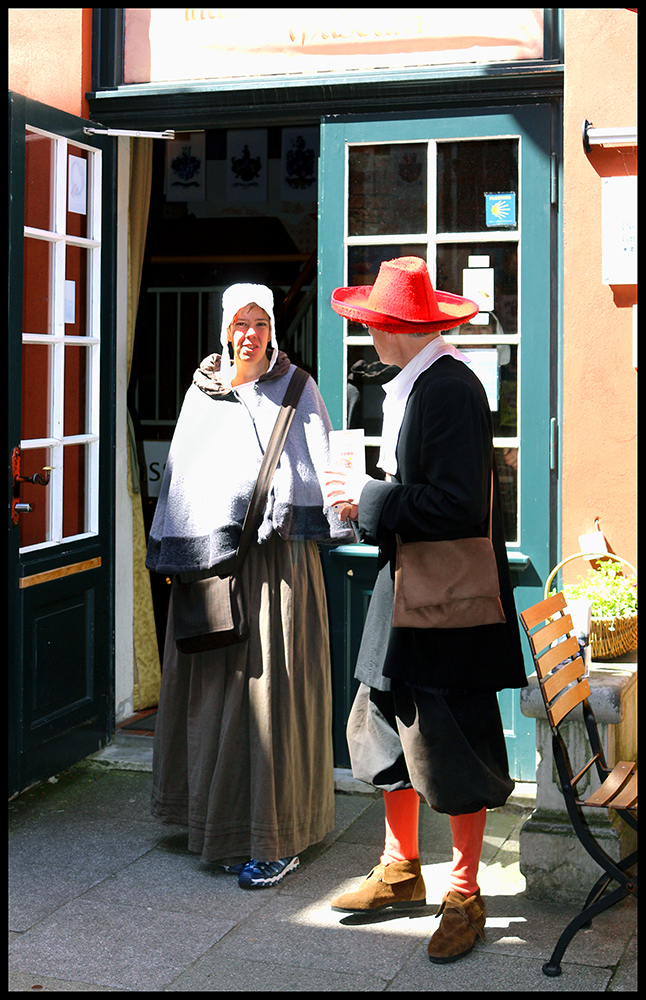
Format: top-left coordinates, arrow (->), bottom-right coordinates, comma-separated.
147,283 -> 352,888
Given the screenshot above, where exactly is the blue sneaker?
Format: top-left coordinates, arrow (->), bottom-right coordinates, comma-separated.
219,862 -> 248,875
237,856 -> 300,889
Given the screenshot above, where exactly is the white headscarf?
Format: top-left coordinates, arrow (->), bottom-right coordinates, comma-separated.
219,283 -> 279,387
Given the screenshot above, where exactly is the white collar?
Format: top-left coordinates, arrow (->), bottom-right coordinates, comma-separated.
377,337 -> 471,476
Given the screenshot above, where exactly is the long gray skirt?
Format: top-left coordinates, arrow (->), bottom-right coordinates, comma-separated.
151,534 -> 335,864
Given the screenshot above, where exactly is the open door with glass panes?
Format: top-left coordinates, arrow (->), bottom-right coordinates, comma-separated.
318,106 -> 557,777
8,94 -> 115,797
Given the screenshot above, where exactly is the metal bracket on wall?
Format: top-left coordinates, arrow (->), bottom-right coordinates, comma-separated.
582,119 -> 638,154
83,126 -> 176,139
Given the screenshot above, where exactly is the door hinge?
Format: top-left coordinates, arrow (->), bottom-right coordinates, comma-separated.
550,153 -> 558,205
549,417 -> 559,471
83,126 -> 176,139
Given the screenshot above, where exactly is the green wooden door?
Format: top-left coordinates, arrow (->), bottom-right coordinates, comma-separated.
318,106 -> 557,778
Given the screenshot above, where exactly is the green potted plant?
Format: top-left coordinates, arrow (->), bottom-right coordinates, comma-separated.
559,559 -> 637,661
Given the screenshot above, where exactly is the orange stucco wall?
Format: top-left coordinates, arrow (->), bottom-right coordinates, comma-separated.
9,8 -> 93,118
561,8 -> 637,579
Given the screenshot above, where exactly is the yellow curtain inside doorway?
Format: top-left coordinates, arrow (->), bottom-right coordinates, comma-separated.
126,137 -> 161,711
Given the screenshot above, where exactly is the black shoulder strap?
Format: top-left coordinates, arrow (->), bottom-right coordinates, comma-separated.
236,367 -> 310,569
487,447 -> 494,542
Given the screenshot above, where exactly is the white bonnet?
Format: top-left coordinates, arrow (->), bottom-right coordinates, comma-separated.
219,283 -> 278,385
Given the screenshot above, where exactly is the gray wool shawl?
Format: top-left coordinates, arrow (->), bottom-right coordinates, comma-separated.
146,352 -> 354,575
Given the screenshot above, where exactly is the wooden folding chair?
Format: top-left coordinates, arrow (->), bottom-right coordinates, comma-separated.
519,591 -> 638,977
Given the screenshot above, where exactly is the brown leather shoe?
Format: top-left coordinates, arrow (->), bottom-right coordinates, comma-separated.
331,859 -> 426,913
427,890 -> 486,963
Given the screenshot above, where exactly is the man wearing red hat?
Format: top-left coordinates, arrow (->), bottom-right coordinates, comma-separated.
325,257 -> 527,964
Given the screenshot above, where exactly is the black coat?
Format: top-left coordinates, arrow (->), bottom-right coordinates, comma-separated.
354,355 -> 527,693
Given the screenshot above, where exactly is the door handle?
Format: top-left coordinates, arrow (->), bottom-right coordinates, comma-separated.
11,446 -> 52,524
20,470 -> 53,485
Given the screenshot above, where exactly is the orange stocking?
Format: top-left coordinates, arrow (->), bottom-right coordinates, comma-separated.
448,807 -> 487,896
380,788 -> 420,865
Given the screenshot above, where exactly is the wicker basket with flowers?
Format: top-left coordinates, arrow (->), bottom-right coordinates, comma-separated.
545,554 -> 637,661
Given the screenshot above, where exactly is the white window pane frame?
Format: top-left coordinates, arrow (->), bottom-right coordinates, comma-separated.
342,134 -> 521,536
20,127 -> 102,553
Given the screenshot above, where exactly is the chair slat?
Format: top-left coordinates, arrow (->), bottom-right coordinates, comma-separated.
528,614 -> 574,656
542,655 -> 585,702
536,635 -> 581,679
570,754 -> 602,789
520,591 -> 568,630
608,773 -> 638,810
584,761 -> 636,807
548,676 -> 591,727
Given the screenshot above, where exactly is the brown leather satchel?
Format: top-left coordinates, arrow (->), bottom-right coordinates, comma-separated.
392,471 -> 506,629
172,367 -> 309,653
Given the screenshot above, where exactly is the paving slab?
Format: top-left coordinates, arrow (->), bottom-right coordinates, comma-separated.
9,899 -> 235,992
8,755 -> 637,992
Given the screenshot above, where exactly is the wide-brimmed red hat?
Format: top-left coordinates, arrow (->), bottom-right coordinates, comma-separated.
331,256 -> 478,334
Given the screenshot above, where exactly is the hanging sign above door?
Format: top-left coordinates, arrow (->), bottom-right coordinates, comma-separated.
165,132 -> 206,201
